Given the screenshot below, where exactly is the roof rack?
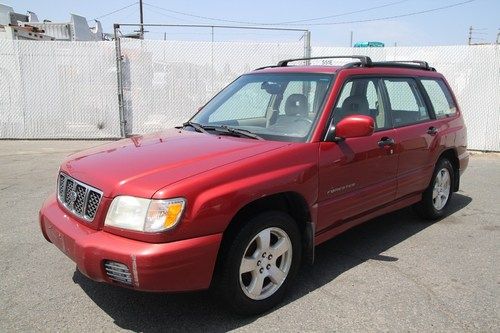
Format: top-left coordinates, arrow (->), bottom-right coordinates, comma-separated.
255,56 -> 436,72
277,55 -> 372,67
368,60 -> 436,71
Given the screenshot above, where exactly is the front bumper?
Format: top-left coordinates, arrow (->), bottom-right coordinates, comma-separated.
39,194 -> 222,292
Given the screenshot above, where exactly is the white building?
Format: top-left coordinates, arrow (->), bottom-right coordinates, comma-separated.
0,3 -> 104,41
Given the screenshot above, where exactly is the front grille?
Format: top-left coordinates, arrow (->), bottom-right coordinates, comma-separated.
104,261 -> 133,285
85,191 -> 100,220
57,173 -> 103,222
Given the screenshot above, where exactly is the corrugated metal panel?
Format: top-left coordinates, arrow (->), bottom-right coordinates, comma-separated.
27,22 -> 71,40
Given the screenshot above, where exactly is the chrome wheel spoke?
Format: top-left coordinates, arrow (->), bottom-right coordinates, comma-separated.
269,266 -> 286,285
438,170 -> 445,184
247,272 -> 265,297
441,171 -> 450,186
240,257 -> 257,273
271,238 -> 289,258
434,195 -> 442,209
432,187 -> 439,200
256,228 -> 271,251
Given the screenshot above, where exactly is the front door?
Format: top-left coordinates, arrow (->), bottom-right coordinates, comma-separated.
317,77 -> 398,233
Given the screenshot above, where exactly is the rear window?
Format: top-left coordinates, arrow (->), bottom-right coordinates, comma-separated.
420,79 -> 457,118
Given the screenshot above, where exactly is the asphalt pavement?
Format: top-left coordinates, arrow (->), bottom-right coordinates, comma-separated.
0,140 -> 498,332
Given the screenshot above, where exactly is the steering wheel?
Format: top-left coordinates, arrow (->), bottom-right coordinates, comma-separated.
294,116 -> 313,124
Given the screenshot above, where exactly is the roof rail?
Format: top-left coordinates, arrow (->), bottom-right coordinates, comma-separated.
254,65 -> 278,71
255,57 -> 436,72
370,60 -> 436,71
277,55 -> 372,67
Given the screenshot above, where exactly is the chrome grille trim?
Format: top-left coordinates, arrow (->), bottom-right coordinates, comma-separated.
57,172 -> 103,222
104,261 -> 133,285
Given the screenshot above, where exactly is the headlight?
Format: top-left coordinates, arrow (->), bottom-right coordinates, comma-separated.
104,196 -> 186,232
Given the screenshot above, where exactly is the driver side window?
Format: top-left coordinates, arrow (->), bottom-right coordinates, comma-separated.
278,81 -> 317,116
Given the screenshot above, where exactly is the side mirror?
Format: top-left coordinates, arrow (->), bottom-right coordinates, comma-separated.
328,115 -> 375,141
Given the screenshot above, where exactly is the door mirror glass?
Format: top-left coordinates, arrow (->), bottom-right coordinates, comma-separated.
334,115 -> 374,140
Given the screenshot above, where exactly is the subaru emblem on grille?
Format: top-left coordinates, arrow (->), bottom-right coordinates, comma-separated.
68,190 -> 78,203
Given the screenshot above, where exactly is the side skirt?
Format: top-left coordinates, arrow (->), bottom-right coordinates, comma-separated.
314,193 -> 422,246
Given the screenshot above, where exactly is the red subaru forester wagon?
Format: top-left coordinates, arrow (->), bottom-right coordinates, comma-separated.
40,56 -> 468,315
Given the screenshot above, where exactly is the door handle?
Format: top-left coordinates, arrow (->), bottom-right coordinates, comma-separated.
427,126 -> 438,135
378,137 -> 395,147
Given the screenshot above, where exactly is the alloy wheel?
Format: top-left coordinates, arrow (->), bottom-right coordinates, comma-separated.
432,167 -> 451,210
239,227 -> 292,300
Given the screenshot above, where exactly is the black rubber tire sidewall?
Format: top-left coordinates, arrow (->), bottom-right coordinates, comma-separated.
214,211 -> 302,316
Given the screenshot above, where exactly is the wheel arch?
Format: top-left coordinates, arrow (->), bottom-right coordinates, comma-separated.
211,191 -> 314,286
438,148 -> 460,192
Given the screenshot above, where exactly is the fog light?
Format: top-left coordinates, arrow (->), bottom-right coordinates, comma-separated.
104,260 -> 133,285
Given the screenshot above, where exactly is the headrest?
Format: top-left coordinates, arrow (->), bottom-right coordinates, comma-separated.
285,94 -> 308,117
341,95 -> 369,116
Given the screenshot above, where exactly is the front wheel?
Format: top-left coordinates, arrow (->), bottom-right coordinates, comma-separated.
413,158 -> 454,220
213,211 -> 302,315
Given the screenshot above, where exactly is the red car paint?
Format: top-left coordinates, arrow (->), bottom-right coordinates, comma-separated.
335,115 -> 375,138
39,63 -> 468,292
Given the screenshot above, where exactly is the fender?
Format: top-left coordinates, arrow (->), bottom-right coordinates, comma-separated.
154,143 -> 320,244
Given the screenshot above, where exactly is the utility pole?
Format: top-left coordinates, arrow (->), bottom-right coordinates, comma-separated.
468,26 -> 487,45
349,31 -> 353,47
139,0 -> 144,39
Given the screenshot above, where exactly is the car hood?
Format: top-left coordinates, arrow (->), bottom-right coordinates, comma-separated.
61,129 -> 288,198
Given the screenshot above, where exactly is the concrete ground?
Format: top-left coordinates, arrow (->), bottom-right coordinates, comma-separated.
0,140 -> 498,332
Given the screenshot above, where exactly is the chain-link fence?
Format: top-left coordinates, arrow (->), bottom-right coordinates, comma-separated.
119,38 -> 305,134
0,37 -> 498,151
313,45 -> 500,152
0,39 -> 120,138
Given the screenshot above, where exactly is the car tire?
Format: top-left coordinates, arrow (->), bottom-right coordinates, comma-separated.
413,158 -> 454,220
213,211 -> 302,316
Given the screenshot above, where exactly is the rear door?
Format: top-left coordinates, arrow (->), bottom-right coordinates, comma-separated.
317,76 -> 398,232
381,77 -> 440,198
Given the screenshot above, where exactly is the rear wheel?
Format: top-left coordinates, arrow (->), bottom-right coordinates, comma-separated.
214,211 -> 301,315
413,158 -> 454,220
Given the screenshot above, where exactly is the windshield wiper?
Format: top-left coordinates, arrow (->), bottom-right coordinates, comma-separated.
178,122 -> 263,140
211,125 -> 264,140
178,121 -> 208,134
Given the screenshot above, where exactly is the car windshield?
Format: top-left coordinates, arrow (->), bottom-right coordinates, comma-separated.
190,73 -> 333,142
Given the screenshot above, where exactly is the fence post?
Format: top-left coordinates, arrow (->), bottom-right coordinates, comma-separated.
303,30 -> 311,64
114,24 -> 126,138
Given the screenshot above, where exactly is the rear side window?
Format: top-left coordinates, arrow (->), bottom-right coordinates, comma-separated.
420,79 -> 457,118
383,78 -> 430,127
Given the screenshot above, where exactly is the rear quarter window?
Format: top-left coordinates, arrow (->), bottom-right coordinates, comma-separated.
420,79 -> 457,118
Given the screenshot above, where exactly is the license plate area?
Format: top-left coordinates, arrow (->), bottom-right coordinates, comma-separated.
46,222 -> 76,261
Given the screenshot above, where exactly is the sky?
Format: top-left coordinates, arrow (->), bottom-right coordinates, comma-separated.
2,0 -> 499,46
